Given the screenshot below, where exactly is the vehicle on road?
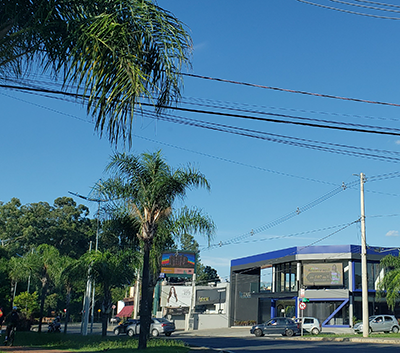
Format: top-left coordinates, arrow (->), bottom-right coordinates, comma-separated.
113,319 -> 139,335
353,315 -> 399,334
126,317 -> 175,337
110,317 -> 121,324
295,317 -> 322,335
250,317 -> 300,337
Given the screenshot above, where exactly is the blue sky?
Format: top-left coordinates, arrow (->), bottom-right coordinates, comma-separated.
2,0 -> 400,282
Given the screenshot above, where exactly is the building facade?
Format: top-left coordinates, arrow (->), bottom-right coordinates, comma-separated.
230,245 -> 400,327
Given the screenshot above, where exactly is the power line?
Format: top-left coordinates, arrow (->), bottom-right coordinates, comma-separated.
182,72 -> 400,107
297,0 -> 400,19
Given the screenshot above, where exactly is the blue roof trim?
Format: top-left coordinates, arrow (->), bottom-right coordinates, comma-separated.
231,244 -> 399,268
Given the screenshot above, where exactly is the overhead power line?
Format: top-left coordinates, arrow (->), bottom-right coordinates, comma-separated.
2,82 -> 400,138
297,0 -> 400,19
182,72 -> 400,107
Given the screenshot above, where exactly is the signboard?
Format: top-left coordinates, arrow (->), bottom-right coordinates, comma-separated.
299,302 -> 306,310
195,288 -> 226,305
303,263 -> 343,286
160,285 -> 192,308
161,252 -> 196,275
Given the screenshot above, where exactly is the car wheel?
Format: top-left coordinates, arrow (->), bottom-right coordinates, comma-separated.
285,329 -> 294,337
392,326 -> 399,333
165,332 -> 172,337
127,329 -> 135,337
114,328 -> 120,335
368,327 -> 372,334
151,329 -> 159,337
311,328 -> 320,335
254,329 -> 263,337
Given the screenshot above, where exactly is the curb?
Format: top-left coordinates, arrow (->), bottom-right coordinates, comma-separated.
273,336 -> 400,345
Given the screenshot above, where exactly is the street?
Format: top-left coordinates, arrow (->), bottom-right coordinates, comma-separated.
175,335 -> 400,353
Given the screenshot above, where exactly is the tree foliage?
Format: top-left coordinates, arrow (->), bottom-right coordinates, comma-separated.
378,254 -> 400,310
0,197 -> 95,258
0,0 -> 192,145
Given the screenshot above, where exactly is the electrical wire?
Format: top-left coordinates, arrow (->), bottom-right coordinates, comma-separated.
297,0 -> 400,19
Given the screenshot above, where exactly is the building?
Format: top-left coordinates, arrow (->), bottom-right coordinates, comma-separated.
230,244 -> 400,327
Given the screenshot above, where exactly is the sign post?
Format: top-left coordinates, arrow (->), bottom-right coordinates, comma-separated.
299,301 -> 306,336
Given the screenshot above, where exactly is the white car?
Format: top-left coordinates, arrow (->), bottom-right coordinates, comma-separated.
295,317 -> 322,335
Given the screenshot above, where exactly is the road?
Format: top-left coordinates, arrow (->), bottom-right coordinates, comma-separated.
175,335 -> 400,353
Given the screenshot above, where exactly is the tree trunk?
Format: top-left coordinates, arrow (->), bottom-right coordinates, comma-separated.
64,288 -> 71,334
138,240 -> 152,350
38,278 -> 48,333
101,286 -> 112,337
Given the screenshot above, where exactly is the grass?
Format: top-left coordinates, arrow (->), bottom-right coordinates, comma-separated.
5,331 -> 191,352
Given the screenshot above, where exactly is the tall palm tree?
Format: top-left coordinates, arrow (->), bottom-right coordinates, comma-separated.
102,151 -> 214,349
0,0 -> 191,145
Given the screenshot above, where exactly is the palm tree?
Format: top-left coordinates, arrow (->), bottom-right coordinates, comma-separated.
378,254 -> 400,310
23,244 -> 64,333
0,0 -> 191,145
81,249 -> 138,336
102,151 -> 214,349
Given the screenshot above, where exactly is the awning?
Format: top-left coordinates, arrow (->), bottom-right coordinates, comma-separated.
116,305 -> 134,318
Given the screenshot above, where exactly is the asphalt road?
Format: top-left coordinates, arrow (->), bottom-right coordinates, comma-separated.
178,337 -> 400,353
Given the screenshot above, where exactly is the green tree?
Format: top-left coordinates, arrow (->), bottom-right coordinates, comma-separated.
81,250 -> 138,336
0,197 -> 95,258
0,0 -> 191,145
101,151 -> 214,349
378,254 -> 400,310
13,291 -> 40,321
24,245 -> 64,332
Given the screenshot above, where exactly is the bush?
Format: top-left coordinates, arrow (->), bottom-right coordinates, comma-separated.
234,320 -> 256,326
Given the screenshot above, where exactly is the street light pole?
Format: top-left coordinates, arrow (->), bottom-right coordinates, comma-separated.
360,173 -> 369,338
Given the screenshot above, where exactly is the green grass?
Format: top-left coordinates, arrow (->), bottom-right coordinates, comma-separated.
7,331 -> 191,352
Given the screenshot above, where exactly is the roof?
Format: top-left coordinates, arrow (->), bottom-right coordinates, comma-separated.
231,244 -> 400,269
116,305 -> 134,318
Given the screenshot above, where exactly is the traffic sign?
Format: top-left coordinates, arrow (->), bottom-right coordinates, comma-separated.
299,302 -> 307,310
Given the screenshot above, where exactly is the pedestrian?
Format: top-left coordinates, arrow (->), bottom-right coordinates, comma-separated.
4,306 -> 19,344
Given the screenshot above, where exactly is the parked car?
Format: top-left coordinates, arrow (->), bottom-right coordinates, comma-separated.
126,317 -> 176,337
113,319 -> 140,335
110,317 -> 121,324
295,317 -> 322,335
250,317 -> 300,337
353,315 -> 399,334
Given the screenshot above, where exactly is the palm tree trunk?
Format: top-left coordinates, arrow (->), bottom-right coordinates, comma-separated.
38,278 -> 48,333
64,288 -> 71,334
138,240 -> 152,350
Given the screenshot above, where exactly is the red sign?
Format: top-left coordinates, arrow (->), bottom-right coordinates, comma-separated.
299,302 -> 307,310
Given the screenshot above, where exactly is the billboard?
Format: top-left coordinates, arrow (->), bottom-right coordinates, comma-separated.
161,252 -> 196,275
160,285 -> 192,308
303,263 -> 343,286
196,288 -> 226,305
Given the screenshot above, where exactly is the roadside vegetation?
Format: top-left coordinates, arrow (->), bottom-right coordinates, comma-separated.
3,331 -> 189,353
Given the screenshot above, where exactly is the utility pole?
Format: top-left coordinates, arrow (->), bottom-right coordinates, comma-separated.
360,173 -> 369,338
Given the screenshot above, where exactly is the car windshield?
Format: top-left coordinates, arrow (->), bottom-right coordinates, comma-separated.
369,316 -> 377,322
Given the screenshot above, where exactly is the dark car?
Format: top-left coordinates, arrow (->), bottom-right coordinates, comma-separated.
113,319 -> 139,335
250,317 -> 300,337
126,317 -> 176,337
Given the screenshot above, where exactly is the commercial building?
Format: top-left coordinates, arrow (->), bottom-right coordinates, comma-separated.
230,244 -> 399,327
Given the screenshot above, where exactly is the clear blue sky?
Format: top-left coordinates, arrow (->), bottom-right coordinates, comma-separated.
2,0 -> 400,282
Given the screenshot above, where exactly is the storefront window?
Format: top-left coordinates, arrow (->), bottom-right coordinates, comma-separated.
274,262 -> 297,292
354,261 -> 382,290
